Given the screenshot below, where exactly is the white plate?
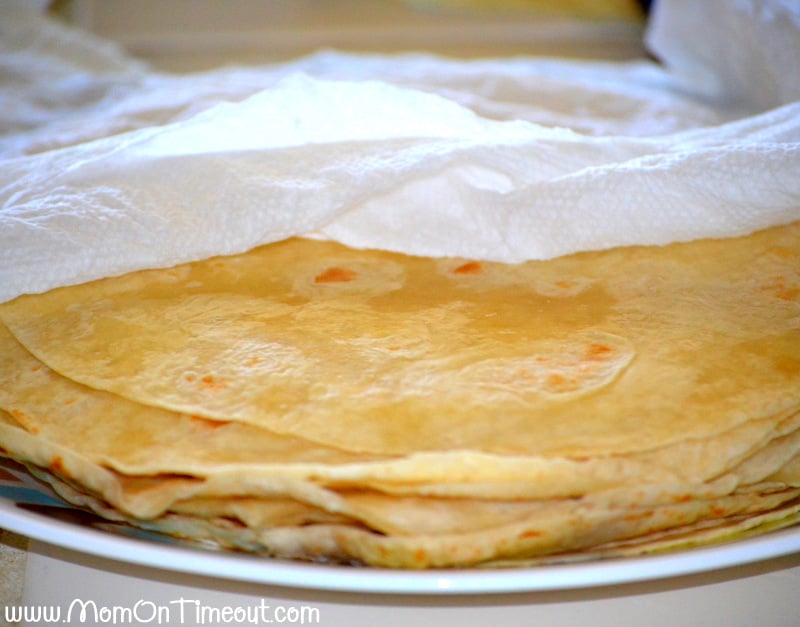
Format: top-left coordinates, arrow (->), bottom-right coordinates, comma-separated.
2,496 -> 800,595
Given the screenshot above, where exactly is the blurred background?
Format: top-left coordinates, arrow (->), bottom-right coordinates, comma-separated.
47,0 -> 650,71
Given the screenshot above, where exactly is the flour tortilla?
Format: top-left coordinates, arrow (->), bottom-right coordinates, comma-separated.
4,402 -> 799,567
5,406 -> 792,530
30,461 -> 800,568
2,322 -> 798,500
1,223 -> 799,567
4,395 -> 800,540
1,223 -> 799,459
485,500 -> 800,567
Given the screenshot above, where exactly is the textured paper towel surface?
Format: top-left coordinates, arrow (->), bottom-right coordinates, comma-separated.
1,0 -> 799,303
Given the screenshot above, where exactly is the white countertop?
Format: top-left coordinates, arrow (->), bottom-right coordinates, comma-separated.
0,530 -> 26,626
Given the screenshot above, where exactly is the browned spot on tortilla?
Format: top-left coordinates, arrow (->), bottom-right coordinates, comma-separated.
49,456 -> 68,478
775,286 -> 800,301
519,529 -> 543,539
761,276 -> 800,301
314,268 -> 357,283
586,344 -> 613,359
453,261 -> 483,275
9,409 -> 28,422
8,409 -> 39,434
200,374 -> 227,391
546,374 -> 567,387
190,415 -> 231,430
624,511 -> 654,522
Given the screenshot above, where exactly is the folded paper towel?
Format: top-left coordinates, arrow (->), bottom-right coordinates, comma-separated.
1,0 -> 799,303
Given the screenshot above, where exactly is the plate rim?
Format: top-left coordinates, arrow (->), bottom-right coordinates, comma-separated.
2,496 -> 800,595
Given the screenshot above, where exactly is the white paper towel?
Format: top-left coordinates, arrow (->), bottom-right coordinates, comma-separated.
1,0 -> 799,303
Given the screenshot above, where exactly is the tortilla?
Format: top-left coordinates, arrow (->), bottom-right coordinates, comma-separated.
1,223 -> 798,460
4,383 -> 799,566
2,322 -> 797,499
27,460 -> 800,568
1,222 -> 798,568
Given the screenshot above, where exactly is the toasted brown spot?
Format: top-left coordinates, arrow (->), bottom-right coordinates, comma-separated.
190,415 -> 230,430
9,409 -> 41,435
49,456 -> 68,477
185,374 -> 196,382
29,365 -> 41,372
546,374 -> 566,386
414,549 -> 427,563
453,261 -> 483,275
554,280 -> 574,288
760,277 -> 800,301
200,374 -> 227,391
586,344 -> 613,359
244,356 -> 261,368
624,511 -> 654,522
775,286 -> 800,301
519,529 -> 543,539
314,267 -> 357,283
9,409 -> 28,422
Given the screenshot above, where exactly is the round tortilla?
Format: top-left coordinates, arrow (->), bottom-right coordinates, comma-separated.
1,224 -> 799,458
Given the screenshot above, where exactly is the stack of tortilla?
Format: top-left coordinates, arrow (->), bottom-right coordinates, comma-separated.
1,222 -> 799,569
